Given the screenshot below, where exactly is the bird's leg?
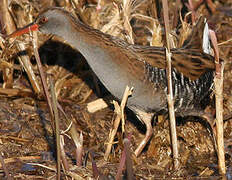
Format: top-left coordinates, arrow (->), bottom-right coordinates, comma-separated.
133,110 -> 154,157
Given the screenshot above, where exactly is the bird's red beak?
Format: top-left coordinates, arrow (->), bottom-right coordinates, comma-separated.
8,22 -> 39,39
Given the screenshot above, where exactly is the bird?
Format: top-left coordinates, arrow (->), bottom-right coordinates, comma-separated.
8,7 -> 216,157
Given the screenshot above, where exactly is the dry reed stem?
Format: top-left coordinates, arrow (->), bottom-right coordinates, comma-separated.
50,77 -> 61,180
52,76 -> 83,173
87,98 -> 108,113
0,156 -> 41,169
187,0 -> 196,24
116,137 -> 134,180
1,1 -> 40,94
0,0 -> 14,88
58,104 -> 83,168
75,132 -> 83,167
178,14 -> 191,47
124,137 -> 134,179
60,136 -> 70,171
8,4 -> 41,94
30,30 -> 74,175
116,147 -> 126,180
218,38 -> 232,46
31,31 -> 54,120
166,49 -> 179,170
104,85 -> 133,160
162,0 -> 179,169
0,87 -> 33,97
210,30 -> 226,174
199,167 -> 214,176
122,0 -> 134,44
15,42 -> 41,94
26,163 -> 57,172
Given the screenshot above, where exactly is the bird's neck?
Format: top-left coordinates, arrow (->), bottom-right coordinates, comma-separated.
54,16 -> 147,102
56,17 -> 118,64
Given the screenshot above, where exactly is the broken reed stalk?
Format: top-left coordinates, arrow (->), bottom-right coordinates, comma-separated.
54,96 -> 82,167
1,0 -> 41,93
91,151 -> 102,178
75,132 -> 83,167
0,0 -> 14,88
59,135 -> 69,171
31,31 -> 54,122
104,85 -> 133,160
57,102 -> 83,167
188,0 -> 196,24
124,137 -> 134,180
161,0 -> 179,169
87,98 -> 108,113
50,77 -> 61,180
9,4 -> 41,94
209,30 -> 226,174
116,136 -> 134,180
32,32 -> 70,177
116,148 -> 126,180
15,42 -> 41,94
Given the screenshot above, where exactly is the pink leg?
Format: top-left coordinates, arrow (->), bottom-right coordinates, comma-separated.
134,110 -> 153,157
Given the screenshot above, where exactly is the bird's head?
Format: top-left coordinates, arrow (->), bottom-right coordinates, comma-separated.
8,8 -> 73,38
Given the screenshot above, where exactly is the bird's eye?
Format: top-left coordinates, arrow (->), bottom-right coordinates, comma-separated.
38,17 -> 48,24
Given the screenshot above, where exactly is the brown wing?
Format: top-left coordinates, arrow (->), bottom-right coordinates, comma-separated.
130,45 -> 215,81
129,15 -> 216,81
171,48 -> 215,80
